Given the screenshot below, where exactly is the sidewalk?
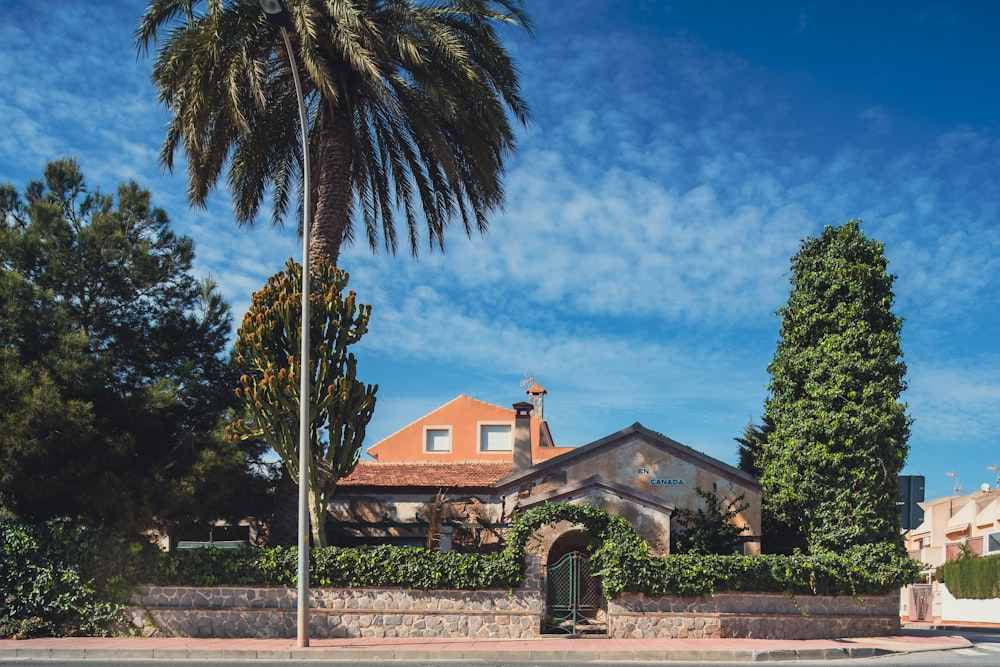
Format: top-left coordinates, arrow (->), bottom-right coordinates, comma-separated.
0,632 -> 973,662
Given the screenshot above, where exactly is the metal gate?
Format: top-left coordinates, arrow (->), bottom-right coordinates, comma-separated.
909,584 -> 933,622
544,551 -> 606,634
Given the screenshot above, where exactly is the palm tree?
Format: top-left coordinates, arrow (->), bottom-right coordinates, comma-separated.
136,0 -> 531,265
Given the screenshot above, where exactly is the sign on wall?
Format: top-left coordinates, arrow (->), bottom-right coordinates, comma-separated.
636,467 -> 685,486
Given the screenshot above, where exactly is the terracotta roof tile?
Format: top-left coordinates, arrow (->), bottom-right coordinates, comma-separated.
340,461 -> 512,488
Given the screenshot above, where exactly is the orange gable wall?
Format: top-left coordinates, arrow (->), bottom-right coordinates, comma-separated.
367,394 -> 573,463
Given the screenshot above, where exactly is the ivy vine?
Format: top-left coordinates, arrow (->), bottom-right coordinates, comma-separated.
146,504 -> 917,597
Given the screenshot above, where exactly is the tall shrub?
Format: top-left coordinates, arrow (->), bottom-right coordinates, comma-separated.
759,220 -> 910,553
938,554 -> 1000,599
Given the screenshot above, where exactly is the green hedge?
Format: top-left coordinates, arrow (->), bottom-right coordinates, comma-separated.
150,503 -> 633,591
148,504 -> 919,597
616,543 -> 919,597
937,554 -> 1000,599
3,504 -> 921,638
151,544 -> 522,590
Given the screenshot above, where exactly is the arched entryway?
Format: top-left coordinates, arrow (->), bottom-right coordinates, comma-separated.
543,530 -> 607,634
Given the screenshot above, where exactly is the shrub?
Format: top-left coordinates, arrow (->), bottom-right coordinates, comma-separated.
0,516 -> 155,638
938,554 -> 1000,599
631,546 -> 914,597
145,504 -> 918,598
3,504 -> 921,639
670,484 -> 750,555
150,542 -> 523,591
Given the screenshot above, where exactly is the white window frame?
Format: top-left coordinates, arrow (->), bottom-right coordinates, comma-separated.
423,426 -> 452,454
985,529 -> 1000,556
478,421 -> 514,452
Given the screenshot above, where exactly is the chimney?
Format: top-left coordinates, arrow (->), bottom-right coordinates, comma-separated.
526,382 -> 547,419
512,401 -> 533,474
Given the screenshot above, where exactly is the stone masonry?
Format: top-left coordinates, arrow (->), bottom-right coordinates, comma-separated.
127,556 -> 546,640
610,592 -> 901,639
128,584 -> 899,640
128,586 -> 543,639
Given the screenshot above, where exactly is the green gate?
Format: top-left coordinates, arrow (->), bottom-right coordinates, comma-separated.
543,551 -> 606,634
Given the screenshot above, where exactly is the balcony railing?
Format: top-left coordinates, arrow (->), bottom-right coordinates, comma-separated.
944,536 -> 983,561
908,545 -> 945,567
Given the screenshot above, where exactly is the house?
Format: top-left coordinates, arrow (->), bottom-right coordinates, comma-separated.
331,384 -> 762,556
900,486 -> 1000,625
367,384 -> 574,464
904,486 -> 1000,567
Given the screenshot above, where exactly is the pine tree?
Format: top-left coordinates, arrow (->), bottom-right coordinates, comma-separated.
734,415 -> 772,479
759,220 -> 910,553
0,159 -> 272,535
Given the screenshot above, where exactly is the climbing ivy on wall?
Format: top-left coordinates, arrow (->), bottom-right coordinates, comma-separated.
3,505 -> 922,638
146,503 -> 916,596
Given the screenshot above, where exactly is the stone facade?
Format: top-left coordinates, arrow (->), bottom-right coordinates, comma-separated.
500,424 -> 762,556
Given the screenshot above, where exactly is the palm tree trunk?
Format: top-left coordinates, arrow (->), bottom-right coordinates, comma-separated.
310,109 -> 353,266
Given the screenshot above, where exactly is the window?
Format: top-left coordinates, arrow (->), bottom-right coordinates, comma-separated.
424,427 -> 451,453
985,530 -> 1000,556
479,423 -> 513,452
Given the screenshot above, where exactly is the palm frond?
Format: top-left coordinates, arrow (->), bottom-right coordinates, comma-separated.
138,0 -> 531,262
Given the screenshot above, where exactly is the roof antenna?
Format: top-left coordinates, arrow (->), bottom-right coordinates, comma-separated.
988,465 -> 1000,489
519,372 -> 535,389
946,471 -> 962,495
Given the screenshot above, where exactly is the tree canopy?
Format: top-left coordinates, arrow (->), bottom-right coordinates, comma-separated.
0,158 -> 272,536
734,415 -> 772,480
229,259 -> 377,547
758,220 -> 910,553
136,0 -> 532,265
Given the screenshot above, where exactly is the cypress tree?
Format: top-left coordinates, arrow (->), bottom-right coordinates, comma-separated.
760,219 -> 910,552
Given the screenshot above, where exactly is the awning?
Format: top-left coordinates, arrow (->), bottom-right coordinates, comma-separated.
944,522 -> 970,536
944,499 -> 977,535
974,497 -> 1000,529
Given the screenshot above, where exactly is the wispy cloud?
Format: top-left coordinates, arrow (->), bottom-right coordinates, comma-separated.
859,106 -> 892,134
3,0 -> 999,497
339,4 -> 1000,478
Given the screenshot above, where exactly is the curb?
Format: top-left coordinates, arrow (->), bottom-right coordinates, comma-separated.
0,647 -> 889,662
0,642 -> 970,663
912,624 -> 1000,633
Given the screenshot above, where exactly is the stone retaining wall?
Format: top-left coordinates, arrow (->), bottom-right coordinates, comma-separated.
127,586 -> 543,639
128,586 -> 899,640
610,592 -> 900,639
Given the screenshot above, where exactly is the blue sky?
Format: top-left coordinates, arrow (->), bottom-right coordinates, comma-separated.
2,1 -> 999,501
